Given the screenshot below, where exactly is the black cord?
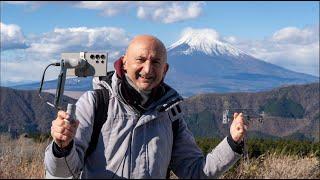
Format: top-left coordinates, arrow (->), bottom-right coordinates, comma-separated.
38,62 -> 60,97
60,141 -> 78,179
40,62 -> 78,178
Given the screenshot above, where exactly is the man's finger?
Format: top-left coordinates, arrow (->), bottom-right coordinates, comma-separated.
58,110 -> 69,120
53,125 -> 65,134
53,132 -> 68,141
236,122 -> 244,129
239,113 -> 252,126
61,128 -> 74,137
233,112 -> 239,119
235,112 -> 243,121
62,123 -> 72,130
52,119 -> 66,127
64,123 -> 77,134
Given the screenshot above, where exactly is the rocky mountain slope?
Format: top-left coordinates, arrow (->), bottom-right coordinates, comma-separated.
1,83 -> 319,141
181,83 -> 319,141
0,87 -> 76,135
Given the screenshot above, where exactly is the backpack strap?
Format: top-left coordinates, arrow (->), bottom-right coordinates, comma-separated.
84,71 -> 114,160
84,88 -> 109,159
163,101 -> 183,178
166,119 -> 179,178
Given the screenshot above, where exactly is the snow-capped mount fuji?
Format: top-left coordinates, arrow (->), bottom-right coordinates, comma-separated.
165,29 -> 318,97
168,28 -> 247,57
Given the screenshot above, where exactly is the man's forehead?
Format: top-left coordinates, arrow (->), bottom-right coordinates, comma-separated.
131,46 -> 162,55
130,35 -> 161,44
129,39 -> 162,50
125,35 -> 167,60
127,42 -> 165,55
129,35 -> 165,49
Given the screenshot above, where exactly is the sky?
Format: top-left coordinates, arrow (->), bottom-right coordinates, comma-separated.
1,1 -> 319,85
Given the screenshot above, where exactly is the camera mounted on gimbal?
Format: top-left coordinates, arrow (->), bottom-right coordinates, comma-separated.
38,52 -> 108,119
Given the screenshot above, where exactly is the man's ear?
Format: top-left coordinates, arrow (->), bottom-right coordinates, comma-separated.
163,63 -> 169,75
122,55 -> 127,70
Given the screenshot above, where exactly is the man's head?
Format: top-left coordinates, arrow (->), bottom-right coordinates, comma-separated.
123,35 -> 168,92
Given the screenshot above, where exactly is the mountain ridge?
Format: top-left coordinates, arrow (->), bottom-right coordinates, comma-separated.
1,83 -> 318,142
181,82 -> 319,142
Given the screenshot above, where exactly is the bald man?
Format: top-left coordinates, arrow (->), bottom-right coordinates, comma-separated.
44,35 -> 246,179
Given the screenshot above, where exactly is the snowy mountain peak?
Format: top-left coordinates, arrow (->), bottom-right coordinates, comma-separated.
168,28 -> 246,57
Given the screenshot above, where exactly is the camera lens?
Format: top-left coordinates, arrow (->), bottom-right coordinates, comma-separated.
95,54 -> 100,59
90,54 -> 95,59
101,54 -> 105,59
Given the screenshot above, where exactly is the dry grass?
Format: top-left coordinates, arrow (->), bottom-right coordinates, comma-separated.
0,134 -> 49,179
221,153 -> 320,179
0,134 -> 319,179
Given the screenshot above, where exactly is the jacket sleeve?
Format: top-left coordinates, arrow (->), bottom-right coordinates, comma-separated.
170,118 -> 242,179
44,91 -> 96,178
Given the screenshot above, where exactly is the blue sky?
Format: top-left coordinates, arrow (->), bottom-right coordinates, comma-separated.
1,1 -> 319,84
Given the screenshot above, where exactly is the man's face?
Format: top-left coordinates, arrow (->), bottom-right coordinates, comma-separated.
123,37 -> 168,91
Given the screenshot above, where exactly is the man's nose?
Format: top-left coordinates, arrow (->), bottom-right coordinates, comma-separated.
142,60 -> 153,74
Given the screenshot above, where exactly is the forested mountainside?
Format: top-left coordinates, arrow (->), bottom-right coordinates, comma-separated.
1,83 -> 319,141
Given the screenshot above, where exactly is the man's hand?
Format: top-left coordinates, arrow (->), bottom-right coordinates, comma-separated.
230,112 -> 247,143
51,110 -> 79,149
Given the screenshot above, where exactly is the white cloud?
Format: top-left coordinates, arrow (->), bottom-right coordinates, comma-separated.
3,1 -> 62,11
223,36 -> 238,44
75,1 -> 113,9
4,1 -> 124,15
3,1 -> 30,5
75,1 -> 131,16
76,1 -> 204,22
271,26 -> 317,44
0,22 -> 29,50
137,2 -> 204,23
1,26 -> 131,84
4,1 -> 204,23
1,54 -> 58,83
27,26 -> 130,57
75,1 -> 129,9
229,25 -> 319,76
181,27 -> 220,41
101,7 -> 120,16
136,2 -> 167,7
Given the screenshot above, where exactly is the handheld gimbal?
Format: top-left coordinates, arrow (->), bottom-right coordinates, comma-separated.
222,108 -> 265,125
39,52 -> 108,178
39,52 -> 108,118
222,107 -> 265,161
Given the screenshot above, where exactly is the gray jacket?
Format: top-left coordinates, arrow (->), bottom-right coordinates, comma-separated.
44,72 -> 241,179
